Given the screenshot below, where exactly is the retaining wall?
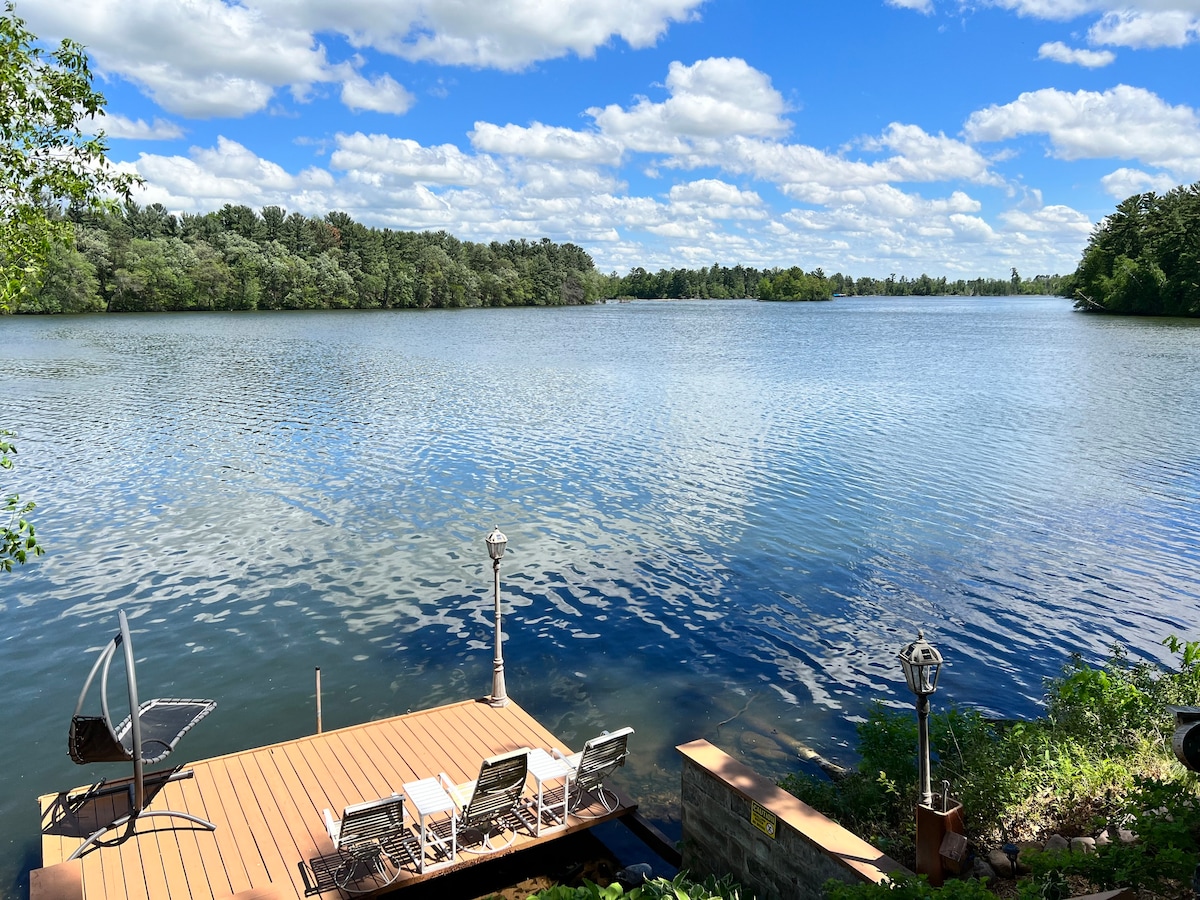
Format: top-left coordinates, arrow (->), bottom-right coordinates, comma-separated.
678,739 -> 909,900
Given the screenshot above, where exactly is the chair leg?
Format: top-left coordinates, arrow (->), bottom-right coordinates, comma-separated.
67,810 -> 217,861
334,848 -> 401,895
570,783 -> 620,819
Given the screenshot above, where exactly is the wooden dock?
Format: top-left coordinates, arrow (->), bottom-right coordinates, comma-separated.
33,698 -> 634,900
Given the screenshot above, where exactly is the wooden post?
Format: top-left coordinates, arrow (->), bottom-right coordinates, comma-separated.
916,796 -> 964,886
315,667 -> 323,734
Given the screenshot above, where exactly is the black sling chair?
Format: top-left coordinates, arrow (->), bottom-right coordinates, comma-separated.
66,609 -> 217,859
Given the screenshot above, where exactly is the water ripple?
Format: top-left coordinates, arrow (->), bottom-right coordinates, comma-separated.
4,299 -> 1200,882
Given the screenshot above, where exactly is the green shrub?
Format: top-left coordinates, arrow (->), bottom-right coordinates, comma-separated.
1022,773 -> 1200,900
825,872 -> 996,900
782,637 -> 1200,869
525,871 -> 748,900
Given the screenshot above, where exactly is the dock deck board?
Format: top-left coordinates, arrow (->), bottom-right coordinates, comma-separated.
35,699 -> 633,900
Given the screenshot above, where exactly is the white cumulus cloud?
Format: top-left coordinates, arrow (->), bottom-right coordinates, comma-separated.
340,72 -> 415,115
25,0 -> 705,118
964,85 -> 1200,180
25,0 -> 331,118
1088,9 -> 1200,48
470,122 -> 623,165
1037,40 -> 1116,66
100,114 -> 186,140
589,57 -> 791,153
894,1 -> 1200,48
1099,167 -> 1189,197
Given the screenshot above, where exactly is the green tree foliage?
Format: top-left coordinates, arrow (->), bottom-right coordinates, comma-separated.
1067,182 -> 1200,316
22,206 -> 606,313
1,431 -> 42,571
0,2 -> 138,311
602,264 -> 1065,301
529,872 -> 746,900
758,266 -> 833,301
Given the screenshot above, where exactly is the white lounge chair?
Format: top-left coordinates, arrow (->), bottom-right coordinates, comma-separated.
438,748 -> 537,853
552,726 -> 634,817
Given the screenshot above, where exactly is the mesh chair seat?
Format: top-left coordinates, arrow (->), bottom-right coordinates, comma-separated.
114,698 -> 217,765
64,611 -> 218,860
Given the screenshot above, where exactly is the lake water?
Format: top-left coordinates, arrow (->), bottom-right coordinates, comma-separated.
4,297 -> 1200,892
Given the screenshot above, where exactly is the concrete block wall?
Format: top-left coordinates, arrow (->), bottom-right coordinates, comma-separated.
678,739 -> 909,900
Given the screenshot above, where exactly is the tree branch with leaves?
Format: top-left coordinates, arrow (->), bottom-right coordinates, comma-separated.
1,431 -> 41,571
0,1 -> 140,312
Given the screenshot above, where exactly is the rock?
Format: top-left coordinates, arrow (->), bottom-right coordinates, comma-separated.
738,731 -> 792,764
972,857 -> 997,880
987,848 -> 1027,877
616,863 -> 654,888
1118,828 -> 1137,844
1095,830 -> 1112,846
1044,834 -> 1070,854
1071,837 -> 1096,854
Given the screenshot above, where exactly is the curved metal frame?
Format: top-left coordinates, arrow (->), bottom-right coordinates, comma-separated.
555,726 -> 633,819
67,610 -> 216,860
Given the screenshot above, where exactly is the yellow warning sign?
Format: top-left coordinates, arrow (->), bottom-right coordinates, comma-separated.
750,801 -> 777,838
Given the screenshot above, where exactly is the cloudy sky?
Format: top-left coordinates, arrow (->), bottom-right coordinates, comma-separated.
22,0 -> 1200,278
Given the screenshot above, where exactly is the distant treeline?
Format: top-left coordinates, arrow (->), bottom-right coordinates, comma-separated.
617,265 -> 1067,300
21,202 -> 1067,314
1065,181 -> 1200,316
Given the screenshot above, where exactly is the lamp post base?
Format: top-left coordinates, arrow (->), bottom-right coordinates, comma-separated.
489,664 -> 508,707
916,797 -> 965,886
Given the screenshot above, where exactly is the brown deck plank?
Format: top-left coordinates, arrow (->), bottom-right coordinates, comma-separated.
224,752 -> 310,893
402,707 -> 478,783
202,757 -> 272,893
174,769 -> 233,900
233,750 -> 319,898
274,741 -> 333,831
36,698 -> 636,900
290,731 -> 368,815
340,726 -> 410,794
322,730 -> 397,801
193,760 -> 259,898
371,715 -> 437,781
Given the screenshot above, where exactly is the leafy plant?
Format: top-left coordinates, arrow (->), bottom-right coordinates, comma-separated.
525,872 -> 748,900
826,872 -> 996,900
1,430 -> 41,571
781,639 -> 1200,868
0,2 -> 139,311
1022,774 -> 1200,900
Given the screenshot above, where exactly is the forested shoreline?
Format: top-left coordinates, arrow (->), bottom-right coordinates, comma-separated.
1065,181 -> 1200,316
20,202 -> 1068,314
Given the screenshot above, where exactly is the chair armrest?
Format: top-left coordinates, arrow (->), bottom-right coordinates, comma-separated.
553,747 -> 582,769
324,808 -> 340,844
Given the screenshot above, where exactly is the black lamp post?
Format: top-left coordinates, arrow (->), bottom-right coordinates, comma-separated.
485,526 -> 509,707
898,630 -> 943,808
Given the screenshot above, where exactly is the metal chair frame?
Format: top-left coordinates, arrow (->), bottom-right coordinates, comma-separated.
439,748 -> 537,854
65,610 -> 217,860
321,793 -> 418,893
552,726 -> 634,818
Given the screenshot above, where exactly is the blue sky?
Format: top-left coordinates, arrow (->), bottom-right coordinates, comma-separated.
22,0 -> 1200,278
